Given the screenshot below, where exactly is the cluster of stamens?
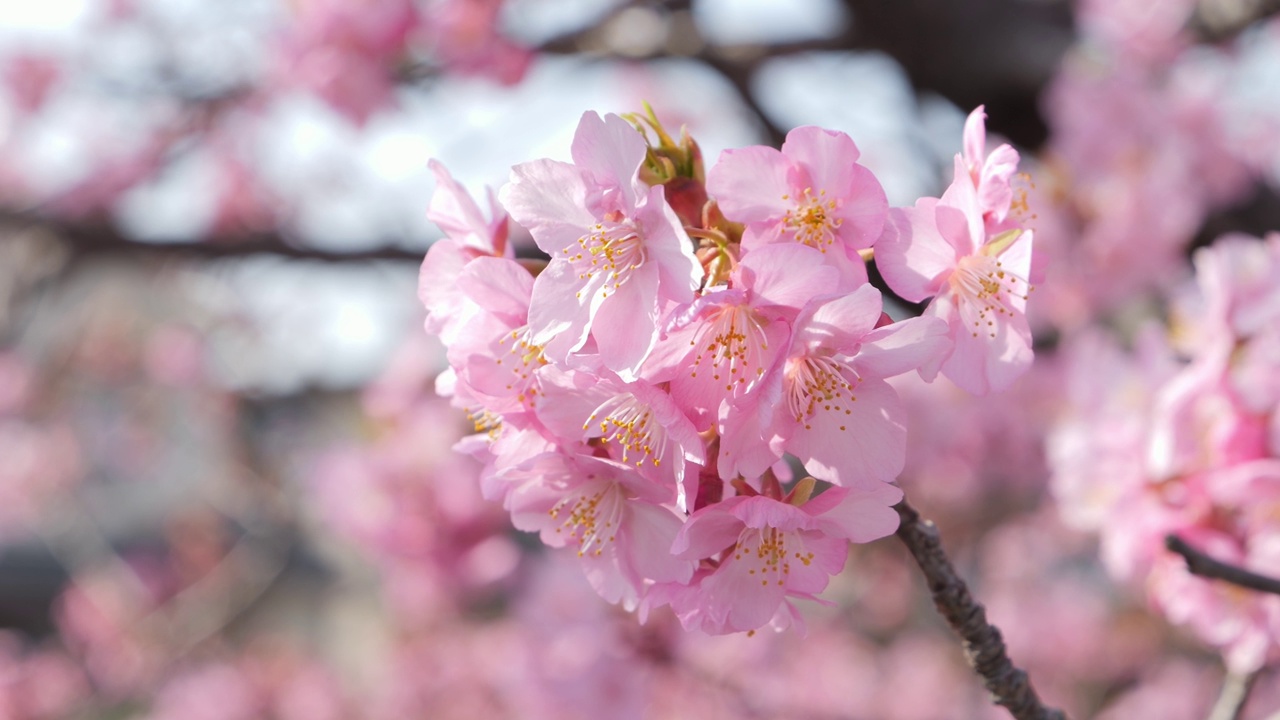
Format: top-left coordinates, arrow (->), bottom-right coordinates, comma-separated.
548,484 -> 623,557
564,221 -> 645,300
496,326 -> 547,406
466,409 -> 502,439
781,187 -> 843,252
688,305 -> 769,393
734,527 -> 815,587
949,254 -> 1032,339
1010,172 -> 1035,222
784,353 -> 857,431
585,394 -> 665,468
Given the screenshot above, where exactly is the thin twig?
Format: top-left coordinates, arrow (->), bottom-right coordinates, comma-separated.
1208,668 -> 1260,720
894,500 -> 1067,720
1165,535 -> 1280,596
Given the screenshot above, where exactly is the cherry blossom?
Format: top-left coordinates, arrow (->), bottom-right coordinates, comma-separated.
504,452 -> 696,610
876,155 -> 1034,395
667,479 -> 903,634
756,285 -> 949,486
500,112 -> 701,380
708,126 -> 887,287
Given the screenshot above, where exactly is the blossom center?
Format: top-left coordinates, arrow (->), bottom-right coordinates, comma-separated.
784,353 -> 856,431
948,254 -> 1030,339
496,325 -> 547,407
688,305 -> 770,393
733,526 -> 815,587
549,483 -> 624,557
565,222 -> 646,299
466,409 -> 502,439
782,187 -> 843,252
586,394 -> 666,468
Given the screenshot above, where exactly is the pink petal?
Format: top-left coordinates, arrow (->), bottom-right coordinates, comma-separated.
418,240 -> 471,336
784,531 -> 848,592
570,111 -> 648,209
590,263 -> 660,380
673,500 -> 747,558
785,376 -> 907,485
729,495 -> 814,532
634,186 -> 702,302
704,554 -> 787,632
962,105 -> 987,169
980,144 -> 1020,218
455,256 -> 534,323
875,203 -> 958,303
718,382 -> 784,482
808,483 -> 904,542
938,155 -> 984,255
740,243 -> 840,310
426,159 -> 492,248
796,284 -> 883,352
527,260 -> 593,362
499,159 -> 596,255
780,126 -> 861,192
854,314 -> 951,380
706,145 -> 793,225
533,365 -> 611,439
938,295 -> 1033,395
625,501 -> 696,584
834,162 -> 889,249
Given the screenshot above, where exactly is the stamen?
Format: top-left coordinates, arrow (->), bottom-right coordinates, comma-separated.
562,222 -> 647,299
585,394 -> 668,468
687,305 -> 770,394
548,484 -> 625,557
781,187 -> 843,252
949,254 -> 1031,339
496,325 -> 548,408
784,354 -> 857,431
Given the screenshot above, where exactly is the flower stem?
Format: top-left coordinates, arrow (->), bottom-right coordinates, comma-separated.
894,499 -> 1067,720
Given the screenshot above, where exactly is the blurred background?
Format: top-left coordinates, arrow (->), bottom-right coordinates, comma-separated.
1,0 -> 1280,718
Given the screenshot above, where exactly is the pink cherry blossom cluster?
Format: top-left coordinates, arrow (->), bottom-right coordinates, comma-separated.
1051,232 -> 1280,673
419,107 -> 1036,634
0,0 -> 531,228
274,0 -> 531,125
1030,8 -> 1278,330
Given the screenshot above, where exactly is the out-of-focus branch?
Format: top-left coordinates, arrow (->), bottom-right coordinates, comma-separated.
532,0 -> 807,147
894,500 -> 1067,720
1165,535 -> 1280,596
532,0 -> 1072,149
1190,0 -> 1280,42
139,525 -> 295,658
0,211 -> 430,264
1208,669 -> 1260,720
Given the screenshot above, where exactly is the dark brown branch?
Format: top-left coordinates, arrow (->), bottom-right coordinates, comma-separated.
894,500 -> 1067,720
1165,535 -> 1280,596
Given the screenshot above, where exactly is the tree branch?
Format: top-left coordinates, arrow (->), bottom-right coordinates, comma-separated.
0,210 -> 430,264
894,500 -> 1067,720
1208,668 -> 1260,720
1190,0 -> 1280,43
0,210 -> 549,265
1165,535 -> 1280,596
